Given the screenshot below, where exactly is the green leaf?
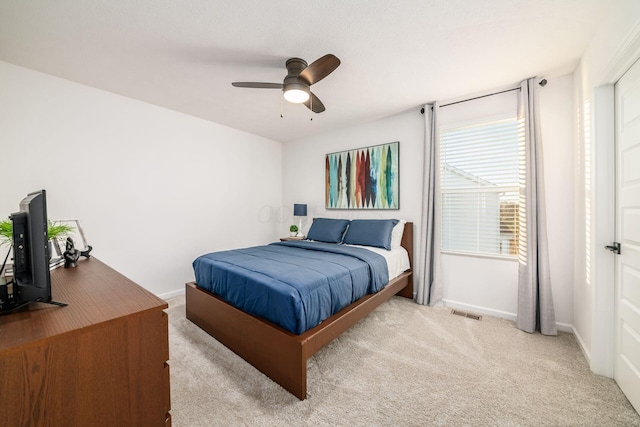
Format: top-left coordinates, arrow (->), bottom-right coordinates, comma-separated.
0,218 -> 75,246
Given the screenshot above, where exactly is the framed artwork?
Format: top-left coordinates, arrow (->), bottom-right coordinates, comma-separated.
326,141 -> 399,209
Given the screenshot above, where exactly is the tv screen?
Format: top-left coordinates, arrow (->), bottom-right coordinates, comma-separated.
0,190 -> 66,314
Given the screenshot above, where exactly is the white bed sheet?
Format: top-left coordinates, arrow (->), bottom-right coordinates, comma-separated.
344,244 -> 411,280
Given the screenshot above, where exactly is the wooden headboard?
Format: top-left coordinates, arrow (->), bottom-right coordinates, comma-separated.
401,221 -> 414,271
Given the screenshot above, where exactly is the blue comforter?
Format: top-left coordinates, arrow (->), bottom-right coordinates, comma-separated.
192,241 -> 389,334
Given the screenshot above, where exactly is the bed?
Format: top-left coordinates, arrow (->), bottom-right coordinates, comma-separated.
185,220 -> 413,400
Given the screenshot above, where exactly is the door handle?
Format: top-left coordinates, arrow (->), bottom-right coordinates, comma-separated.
605,242 -> 621,254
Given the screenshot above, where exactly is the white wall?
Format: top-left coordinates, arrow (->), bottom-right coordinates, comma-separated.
572,0 -> 640,375
0,61 -> 282,298
282,75 -> 575,327
282,110 -> 424,233
540,74 -> 575,329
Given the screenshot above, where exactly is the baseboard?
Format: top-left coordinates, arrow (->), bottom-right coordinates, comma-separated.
442,299 -> 574,333
158,288 -> 185,300
572,325 -> 591,363
556,321 -> 574,334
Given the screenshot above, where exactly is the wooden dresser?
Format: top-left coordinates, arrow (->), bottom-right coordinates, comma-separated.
0,258 -> 171,426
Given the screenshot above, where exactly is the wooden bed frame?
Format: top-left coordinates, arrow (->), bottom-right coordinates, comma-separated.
185,222 -> 413,400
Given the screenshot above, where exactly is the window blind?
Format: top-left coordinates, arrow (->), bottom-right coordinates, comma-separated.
440,118 -> 520,257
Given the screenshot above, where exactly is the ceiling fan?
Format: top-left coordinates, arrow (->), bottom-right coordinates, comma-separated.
231,54 -> 341,113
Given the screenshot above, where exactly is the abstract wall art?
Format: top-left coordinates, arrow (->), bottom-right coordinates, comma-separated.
325,141 -> 399,209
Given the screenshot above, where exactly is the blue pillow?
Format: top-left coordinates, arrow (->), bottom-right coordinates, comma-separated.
342,219 -> 399,250
306,218 -> 350,243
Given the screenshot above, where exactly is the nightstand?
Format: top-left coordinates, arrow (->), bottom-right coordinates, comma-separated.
280,236 -> 305,241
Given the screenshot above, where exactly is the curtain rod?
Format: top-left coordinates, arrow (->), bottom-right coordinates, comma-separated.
420,78 -> 547,114
439,87 -> 520,108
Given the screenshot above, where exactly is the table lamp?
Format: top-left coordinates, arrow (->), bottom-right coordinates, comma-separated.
293,204 -> 307,237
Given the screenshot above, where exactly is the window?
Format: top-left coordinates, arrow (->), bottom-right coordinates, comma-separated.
440,117 -> 520,257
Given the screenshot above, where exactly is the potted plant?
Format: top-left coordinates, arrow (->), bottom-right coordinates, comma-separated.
289,224 -> 299,237
0,220 -> 11,247
0,218 -> 75,247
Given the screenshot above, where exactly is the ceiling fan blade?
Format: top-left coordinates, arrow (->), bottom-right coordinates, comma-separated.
298,54 -> 340,85
231,82 -> 283,89
304,92 -> 326,113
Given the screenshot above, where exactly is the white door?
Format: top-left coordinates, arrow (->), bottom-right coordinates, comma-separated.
615,58 -> 640,413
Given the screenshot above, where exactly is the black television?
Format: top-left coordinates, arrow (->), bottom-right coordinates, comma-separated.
0,190 -> 66,314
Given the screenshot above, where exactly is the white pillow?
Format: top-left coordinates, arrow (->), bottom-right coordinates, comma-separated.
390,220 -> 407,249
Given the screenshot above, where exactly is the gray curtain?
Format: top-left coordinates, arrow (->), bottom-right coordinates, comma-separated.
416,103 -> 443,306
516,78 -> 557,335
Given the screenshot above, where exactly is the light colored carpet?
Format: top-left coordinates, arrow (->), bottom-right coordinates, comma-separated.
166,295 -> 640,426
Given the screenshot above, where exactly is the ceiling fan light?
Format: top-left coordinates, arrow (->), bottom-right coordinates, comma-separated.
283,84 -> 310,103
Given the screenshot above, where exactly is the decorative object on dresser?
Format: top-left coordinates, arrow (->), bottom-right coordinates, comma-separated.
49,219 -> 92,268
0,216 -> 89,273
293,203 -> 307,236
0,217 -> 74,271
0,257 -> 171,426
326,141 -> 399,210
63,237 -> 80,268
186,220 -> 413,399
0,219 -> 74,247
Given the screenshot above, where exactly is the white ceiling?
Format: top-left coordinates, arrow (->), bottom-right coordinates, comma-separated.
0,0 -> 615,142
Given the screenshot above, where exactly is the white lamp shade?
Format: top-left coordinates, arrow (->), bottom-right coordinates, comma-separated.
284,88 -> 309,103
